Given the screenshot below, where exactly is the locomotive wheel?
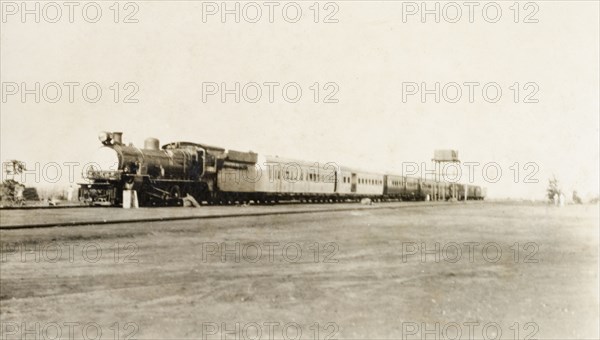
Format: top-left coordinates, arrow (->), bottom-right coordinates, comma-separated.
169,186 -> 183,206
170,185 -> 181,199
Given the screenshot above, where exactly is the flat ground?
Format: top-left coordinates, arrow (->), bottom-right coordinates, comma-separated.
0,202 -> 598,339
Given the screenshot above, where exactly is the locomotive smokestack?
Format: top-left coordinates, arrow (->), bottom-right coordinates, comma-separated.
112,132 -> 123,145
144,137 -> 160,150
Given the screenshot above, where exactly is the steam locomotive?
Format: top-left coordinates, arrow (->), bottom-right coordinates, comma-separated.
79,131 -> 486,206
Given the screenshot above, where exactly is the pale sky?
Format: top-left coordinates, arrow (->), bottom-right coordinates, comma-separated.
1,1 -> 598,200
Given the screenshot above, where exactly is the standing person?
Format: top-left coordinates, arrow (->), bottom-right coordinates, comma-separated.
553,193 -> 559,206
572,191 -> 583,204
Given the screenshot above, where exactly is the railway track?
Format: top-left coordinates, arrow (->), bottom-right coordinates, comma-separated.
0,201 -> 466,230
0,205 -> 90,210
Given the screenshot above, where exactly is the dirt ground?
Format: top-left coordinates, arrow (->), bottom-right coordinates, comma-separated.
0,202 -> 598,339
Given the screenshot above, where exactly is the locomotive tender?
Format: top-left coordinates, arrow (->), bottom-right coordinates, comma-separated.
79,131 -> 486,206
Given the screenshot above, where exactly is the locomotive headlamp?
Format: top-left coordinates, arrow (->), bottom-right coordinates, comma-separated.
98,131 -> 113,145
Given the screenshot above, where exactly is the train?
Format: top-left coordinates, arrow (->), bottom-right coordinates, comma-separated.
79,131 -> 486,206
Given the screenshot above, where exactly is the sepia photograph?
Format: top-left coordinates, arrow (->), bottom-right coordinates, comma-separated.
0,1 -> 599,339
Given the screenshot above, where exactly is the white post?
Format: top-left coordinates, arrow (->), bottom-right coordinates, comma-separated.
122,190 -> 139,209
123,190 -> 132,209
132,190 -> 139,208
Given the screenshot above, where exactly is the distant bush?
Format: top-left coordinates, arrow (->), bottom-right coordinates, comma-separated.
23,187 -> 39,200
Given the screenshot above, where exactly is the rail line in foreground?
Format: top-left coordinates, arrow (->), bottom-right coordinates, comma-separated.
0,201 -> 469,230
